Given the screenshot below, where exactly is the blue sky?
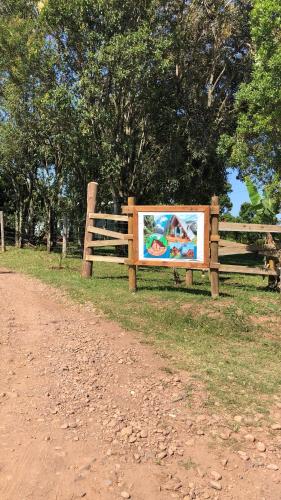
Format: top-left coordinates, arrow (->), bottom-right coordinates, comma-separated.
227,168 -> 249,216
228,169 -> 281,220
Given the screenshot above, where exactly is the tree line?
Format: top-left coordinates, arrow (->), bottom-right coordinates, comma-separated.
0,0 -> 280,250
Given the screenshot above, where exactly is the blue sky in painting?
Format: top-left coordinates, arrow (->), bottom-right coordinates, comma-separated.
154,213 -> 198,231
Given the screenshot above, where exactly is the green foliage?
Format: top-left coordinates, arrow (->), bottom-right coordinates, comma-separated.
245,177 -> 261,206
222,0 -> 281,186
144,215 -> 155,235
243,176 -> 280,223
0,0 -> 252,244
238,202 -> 256,223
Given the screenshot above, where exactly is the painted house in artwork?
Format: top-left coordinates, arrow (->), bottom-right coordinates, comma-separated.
164,215 -> 196,243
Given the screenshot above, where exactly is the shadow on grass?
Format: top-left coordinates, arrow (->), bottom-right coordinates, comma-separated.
138,267 -> 169,273
94,275 -> 128,281
137,284 -> 232,298
222,280 -> 273,293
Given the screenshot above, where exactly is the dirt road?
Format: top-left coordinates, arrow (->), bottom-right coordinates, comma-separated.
0,269 -> 281,500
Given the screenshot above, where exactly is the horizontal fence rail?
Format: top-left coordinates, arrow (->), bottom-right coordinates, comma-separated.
85,255 -> 129,264
87,239 -> 129,247
89,212 -> 129,222
219,222 -> 281,233
219,247 -> 254,257
87,226 -> 132,240
219,264 -> 278,276
218,238 -> 281,257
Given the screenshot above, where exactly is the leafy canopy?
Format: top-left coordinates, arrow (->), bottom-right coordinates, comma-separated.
222,0 -> 281,184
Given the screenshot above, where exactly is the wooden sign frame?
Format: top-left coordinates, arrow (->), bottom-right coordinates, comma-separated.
133,205 -> 210,269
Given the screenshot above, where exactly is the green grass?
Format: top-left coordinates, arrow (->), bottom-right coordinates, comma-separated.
1,247 -> 281,414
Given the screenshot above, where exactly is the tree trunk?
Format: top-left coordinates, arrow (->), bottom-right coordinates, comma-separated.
46,204 -> 58,252
51,210 -> 57,250
0,211 -> 5,252
27,197 -> 35,244
77,222 -> 82,248
112,193 -> 125,256
46,205 -> 52,253
113,197 -> 122,216
15,212 -> 19,247
15,205 -> 23,248
62,215 -> 67,257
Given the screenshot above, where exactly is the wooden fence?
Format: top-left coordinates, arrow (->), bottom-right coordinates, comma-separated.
218,222 -> 281,280
82,182 -> 281,297
81,184 -> 137,290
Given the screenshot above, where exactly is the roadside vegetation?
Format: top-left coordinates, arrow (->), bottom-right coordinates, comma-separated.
1,247 -> 280,415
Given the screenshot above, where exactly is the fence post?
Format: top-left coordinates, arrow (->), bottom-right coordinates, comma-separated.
210,195 -> 219,298
82,182 -> 98,278
62,215 -> 68,257
267,256 -> 277,287
185,269 -> 193,286
0,211 -> 5,252
265,233 -> 277,288
128,196 -> 137,292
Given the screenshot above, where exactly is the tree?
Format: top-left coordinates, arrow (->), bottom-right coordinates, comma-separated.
0,1 -> 39,245
0,0 -> 97,248
221,0 -> 281,184
42,0 -> 252,207
159,0 -> 252,205
0,0 -> 253,250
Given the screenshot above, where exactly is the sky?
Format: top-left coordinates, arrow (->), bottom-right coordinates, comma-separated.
228,168 -> 281,220
227,168 -> 249,216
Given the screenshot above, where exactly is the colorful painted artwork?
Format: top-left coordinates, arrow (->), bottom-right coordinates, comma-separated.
138,211 -> 206,262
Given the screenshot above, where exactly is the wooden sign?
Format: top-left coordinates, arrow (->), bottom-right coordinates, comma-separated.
133,206 -> 210,268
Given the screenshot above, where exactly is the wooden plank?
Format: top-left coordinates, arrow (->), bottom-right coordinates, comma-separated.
204,206 -> 211,269
82,182 -> 98,278
210,206 -> 220,215
185,269 -> 193,286
134,204 -> 210,212
219,222 -> 281,233
209,262 -> 220,269
123,204 -> 210,214
87,226 -> 133,240
87,239 -> 129,247
219,238 -> 281,256
128,197 -> 137,292
122,205 -> 133,214
86,255 -> 126,264
219,248 -> 254,256
219,264 -> 277,276
219,239 -> 248,248
89,213 -> 128,222
210,235 -> 220,242
135,260 -> 210,269
210,196 -> 219,298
